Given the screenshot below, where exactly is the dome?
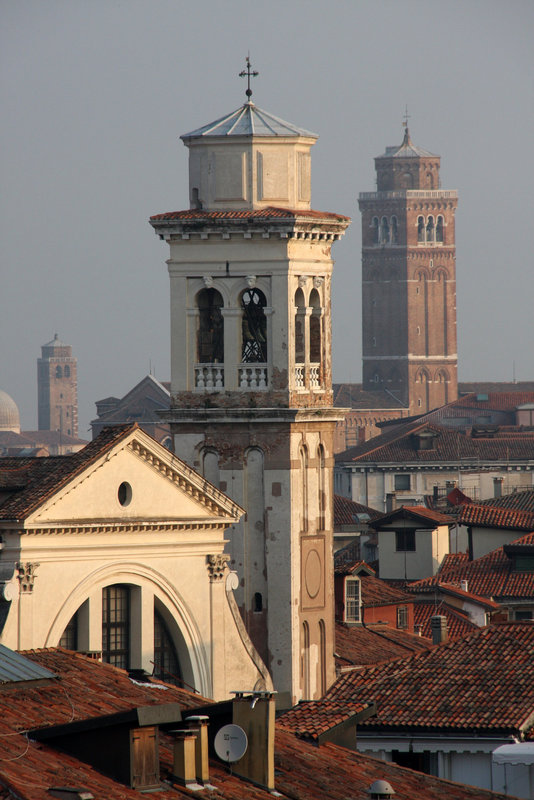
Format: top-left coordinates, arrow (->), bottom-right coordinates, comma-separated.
0,390 -> 21,433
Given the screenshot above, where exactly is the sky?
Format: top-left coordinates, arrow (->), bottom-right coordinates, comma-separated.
2,0 -> 533,436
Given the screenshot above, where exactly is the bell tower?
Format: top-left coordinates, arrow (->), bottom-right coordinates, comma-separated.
37,334 -> 78,437
150,63 -> 349,705
358,124 -> 458,413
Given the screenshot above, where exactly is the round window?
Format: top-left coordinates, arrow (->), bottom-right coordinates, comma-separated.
118,481 -> 132,507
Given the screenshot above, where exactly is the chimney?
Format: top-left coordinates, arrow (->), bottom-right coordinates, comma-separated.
460,579 -> 468,593
170,729 -> 198,786
231,691 -> 276,790
184,715 -> 210,784
431,615 -> 448,645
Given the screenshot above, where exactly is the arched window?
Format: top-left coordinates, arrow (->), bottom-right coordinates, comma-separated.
64,365 -> 70,378
202,449 -> 219,487
55,365 -> 63,378
390,216 -> 398,244
379,216 -> 389,244
372,217 -> 379,244
294,288 -> 305,363
317,444 -> 326,531
319,619 -> 327,696
309,288 -> 322,368
197,288 -> 224,363
436,215 -> 444,243
302,621 -> 310,700
400,171 -> 413,189
253,592 -> 263,613
153,608 -> 182,685
417,216 -> 425,243
426,216 -> 435,243
241,288 -> 267,363
300,445 -> 308,533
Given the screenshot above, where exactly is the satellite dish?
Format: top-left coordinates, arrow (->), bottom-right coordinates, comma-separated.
214,723 -> 248,763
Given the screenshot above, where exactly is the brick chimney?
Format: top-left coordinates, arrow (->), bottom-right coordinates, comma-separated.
431,615 -> 448,645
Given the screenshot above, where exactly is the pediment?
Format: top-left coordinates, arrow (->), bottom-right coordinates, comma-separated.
26,430 -> 242,528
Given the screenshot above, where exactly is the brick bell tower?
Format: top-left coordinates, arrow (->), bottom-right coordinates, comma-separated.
37,333 -> 78,437
150,62 -> 350,705
358,124 -> 458,414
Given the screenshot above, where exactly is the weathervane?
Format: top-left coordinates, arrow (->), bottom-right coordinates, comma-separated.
239,55 -> 258,101
402,104 -> 411,131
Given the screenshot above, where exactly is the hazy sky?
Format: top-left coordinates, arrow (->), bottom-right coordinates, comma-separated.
2,0 -> 533,436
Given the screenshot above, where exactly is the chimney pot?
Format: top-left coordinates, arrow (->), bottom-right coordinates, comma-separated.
170,729 -> 197,786
185,715 -> 210,784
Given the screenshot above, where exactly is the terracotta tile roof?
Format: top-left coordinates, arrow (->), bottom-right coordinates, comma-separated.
361,574 -> 413,606
371,505 -> 454,527
478,489 -> 534,513
454,391 -> 534,410
0,649 -> 508,800
0,729 -> 509,800
325,621 -> 534,735
277,699 -> 371,741
332,383 -> 407,410
408,531 -> 534,600
336,418 -> 534,463
459,502 -> 534,530
0,648 -> 205,734
335,622 -> 433,668
334,494 -> 382,525
150,207 -> 350,223
427,582 -> 500,609
459,382 -> 534,396
0,425 -> 137,521
334,558 -> 371,576
413,600 -> 479,640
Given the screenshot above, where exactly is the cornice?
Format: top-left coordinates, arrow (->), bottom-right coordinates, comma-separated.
1,521 -> 230,536
128,438 -> 242,520
151,216 -> 349,243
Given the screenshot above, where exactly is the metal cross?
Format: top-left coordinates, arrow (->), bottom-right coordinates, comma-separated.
239,56 -> 259,100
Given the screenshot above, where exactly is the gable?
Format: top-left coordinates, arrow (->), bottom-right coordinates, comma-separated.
25,434 -> 240,527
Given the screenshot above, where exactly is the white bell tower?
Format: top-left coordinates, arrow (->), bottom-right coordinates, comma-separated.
151,61 -> 350,706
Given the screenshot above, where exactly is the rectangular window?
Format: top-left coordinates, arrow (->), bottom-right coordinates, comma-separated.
394,474 -> 411,491
396,530 -> 416,552
397,605 -> 408,629
102,585 -> 130,669
516,610 -> 533,620
344,578 -> 361,623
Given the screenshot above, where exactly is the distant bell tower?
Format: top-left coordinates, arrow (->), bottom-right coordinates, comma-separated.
150,61 -> 350,705
37,334 -> 78,437
358,123 -> 458,413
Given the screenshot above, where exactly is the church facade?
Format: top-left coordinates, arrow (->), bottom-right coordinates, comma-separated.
0,424 -> 270,700
150,79 -> 349,705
